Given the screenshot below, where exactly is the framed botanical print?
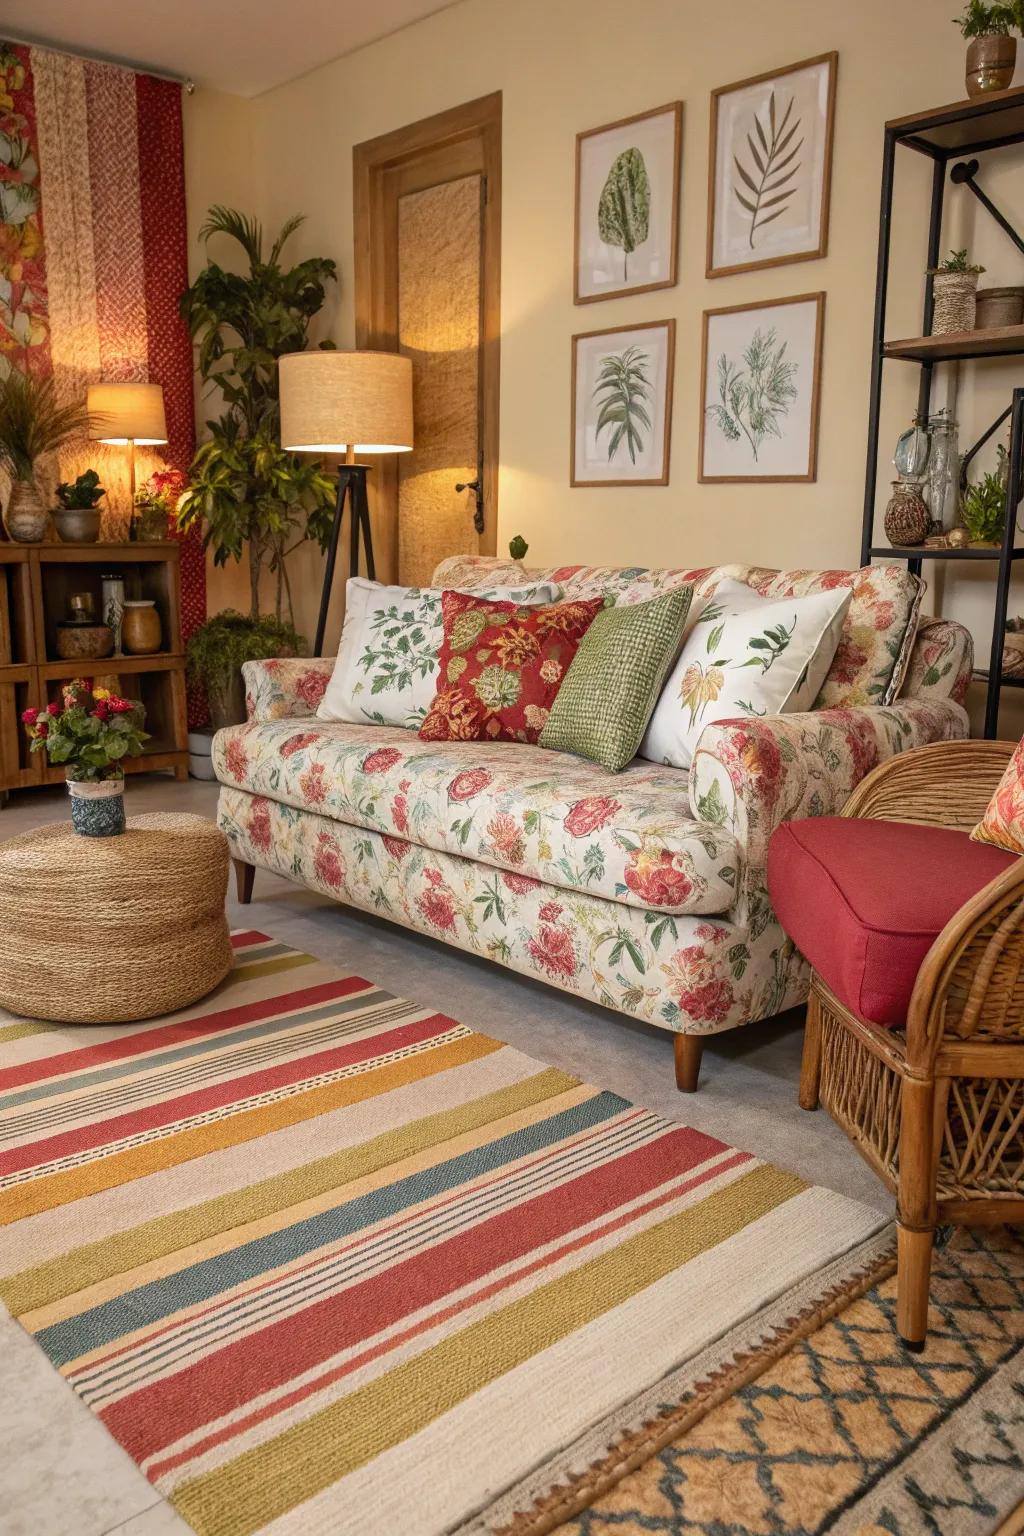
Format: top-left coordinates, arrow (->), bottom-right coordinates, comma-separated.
706,53 -> 837,279
574,102 -> 682,304
699,293 -> 824,483
572,319 -> 676,487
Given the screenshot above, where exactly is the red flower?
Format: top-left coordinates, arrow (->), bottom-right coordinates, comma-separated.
313,832 -> 344,890
35,720 -> 48,739
416,886 -> 457,932
296,669 -> 329,710
248,796 -> 272,854
425,868 -> 444,886
382,834 -> 411,860
46,701 -> 60,716
448,767 -> 493,802
528,923 -> 578,979
391,792 -> 409,833
298,762 -> 328,806
539,900 -> 563,922
93,700 -> 110,721
224,736 -> 250,783
20,707 -> 38,725
109,697 -> 134,714
487,812 -> 525,865
501,871 -> 542,895
564,795 -> 621,838
676,979 -> 733,1024
362,746 -> 402,774
279,731 -> 318,758
623,847 -> 694,909
828,637 -> 869,687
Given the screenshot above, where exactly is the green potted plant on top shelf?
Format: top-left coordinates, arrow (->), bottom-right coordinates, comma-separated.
954,1 -> 1024,96
0,370 -> 92,543
927,248 -> 986,335
186,609 -> 306,730
54,469 -> 106,544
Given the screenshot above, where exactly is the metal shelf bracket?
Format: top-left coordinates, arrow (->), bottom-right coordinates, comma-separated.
950,159 -> 1024,258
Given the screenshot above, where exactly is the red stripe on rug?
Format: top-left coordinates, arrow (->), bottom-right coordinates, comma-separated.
102,1123 -> 705,1461
0,1011 -> 454,1178
145,1148 -> 753,1481
0,977 -> 374,1093
230,931 -> 275,950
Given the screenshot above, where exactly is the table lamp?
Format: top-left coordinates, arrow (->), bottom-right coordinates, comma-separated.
279,350 -> 413,655
87,383 -> 168,506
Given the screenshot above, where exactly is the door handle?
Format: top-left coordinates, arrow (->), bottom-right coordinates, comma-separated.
455,477 -> 485,534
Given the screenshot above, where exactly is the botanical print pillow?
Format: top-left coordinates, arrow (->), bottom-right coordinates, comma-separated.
639,577 -> 852,769
971,737 -> 1024,855
318,577 -> 560,729
419,591 -> 604,744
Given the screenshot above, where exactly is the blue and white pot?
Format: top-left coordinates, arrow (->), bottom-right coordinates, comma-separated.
68,777 -> 126,837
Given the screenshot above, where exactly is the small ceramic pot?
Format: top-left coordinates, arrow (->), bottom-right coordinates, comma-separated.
975,286 -> 1024,329
122,599 -> 161,654
54,506 -> 102,543
966,33 -> 1017,97
68,777 -> 126,837
5,481 -> 48,542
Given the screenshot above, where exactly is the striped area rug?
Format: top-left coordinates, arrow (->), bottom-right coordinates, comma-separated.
0,931 -> 890,1536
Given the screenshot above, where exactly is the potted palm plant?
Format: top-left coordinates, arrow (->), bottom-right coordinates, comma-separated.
954,1 -> 1024,96
0,370 -> 91,542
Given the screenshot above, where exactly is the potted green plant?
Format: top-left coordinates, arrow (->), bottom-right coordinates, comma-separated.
54,469 -> 105,543
133,466 -> 186,541
954,1 -> 1024,95
21,679 -> 149,836
960,468 -> 1007,545
927,248 -> 986,335
0,371 -> 91,542
186,609 -> 306,729
176,207 -> 337,626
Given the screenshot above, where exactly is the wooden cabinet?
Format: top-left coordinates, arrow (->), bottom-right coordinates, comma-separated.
0,541 -> 189,797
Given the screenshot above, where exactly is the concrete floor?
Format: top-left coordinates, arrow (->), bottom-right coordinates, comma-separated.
0,772 -> 889,1536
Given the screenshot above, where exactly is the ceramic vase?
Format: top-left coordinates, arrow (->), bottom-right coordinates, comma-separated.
966,33 -> 1016,96
68,777 -> 126,837
122,600 -> 161,654
54,506 -> 102,543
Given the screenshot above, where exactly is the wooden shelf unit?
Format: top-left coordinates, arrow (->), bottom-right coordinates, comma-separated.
0,541 -> 188,799
884,324 -> 1024,363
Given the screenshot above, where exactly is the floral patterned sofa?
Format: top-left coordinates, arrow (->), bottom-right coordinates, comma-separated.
213,555 -> 973,1091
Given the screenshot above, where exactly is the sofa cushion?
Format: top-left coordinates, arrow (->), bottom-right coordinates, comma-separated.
433,557 -> 923,709
214,719 -> 739,917
767,816 -> 1016,1026
971,735 -> 1024,855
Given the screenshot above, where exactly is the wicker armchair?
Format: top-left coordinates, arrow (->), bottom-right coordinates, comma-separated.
798,740 -> 1024,1349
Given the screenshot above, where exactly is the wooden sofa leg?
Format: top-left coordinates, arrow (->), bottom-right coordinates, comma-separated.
674,1034 -> 704,1093
799,988 -> 823,1111
233,859 -> 256,905
896,1223 -> 934,1351
895,1075 -> 938,1350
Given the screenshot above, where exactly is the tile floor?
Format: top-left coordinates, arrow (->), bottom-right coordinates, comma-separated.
0,772 -> 890,1536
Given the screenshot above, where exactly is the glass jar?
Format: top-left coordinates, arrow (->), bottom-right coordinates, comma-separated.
893,417 -> 932,482
924,410 -> 960,533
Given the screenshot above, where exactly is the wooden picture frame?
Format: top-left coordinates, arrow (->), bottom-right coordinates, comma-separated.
571,319 -> 676,487
706,52 -> 837,280
574,102 -> 683,304
698,293 -> 824,483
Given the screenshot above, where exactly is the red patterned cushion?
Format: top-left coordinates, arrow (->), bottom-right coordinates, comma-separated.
419,591 -> 603,744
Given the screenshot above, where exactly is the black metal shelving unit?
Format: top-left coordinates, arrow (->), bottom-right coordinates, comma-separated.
862,85 -> 1024,738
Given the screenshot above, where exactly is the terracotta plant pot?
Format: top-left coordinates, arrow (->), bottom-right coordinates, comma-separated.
5,481 -> 48,542
53,506 -> 102,543
966,33 -> 1017,96
121,599 -> 162,655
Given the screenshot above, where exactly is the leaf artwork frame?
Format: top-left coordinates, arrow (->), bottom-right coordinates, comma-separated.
698,294 -> 825,483
572,320 -> 676,487
706,53 -> 837,279
575,103 -> 683,304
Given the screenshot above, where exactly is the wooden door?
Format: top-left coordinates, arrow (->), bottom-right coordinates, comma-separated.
354,93 -> 501,585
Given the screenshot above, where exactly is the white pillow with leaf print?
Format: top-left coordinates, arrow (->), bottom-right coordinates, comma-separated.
318,577 -> 561,730
638,577 -> 852,770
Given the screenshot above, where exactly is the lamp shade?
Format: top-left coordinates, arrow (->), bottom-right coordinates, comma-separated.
87,382 -> 167,445
279,350 -> 413,454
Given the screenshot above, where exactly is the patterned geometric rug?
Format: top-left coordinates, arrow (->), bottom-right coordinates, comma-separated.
0,932 -> 889,1536
548,1227 -> 1024,1536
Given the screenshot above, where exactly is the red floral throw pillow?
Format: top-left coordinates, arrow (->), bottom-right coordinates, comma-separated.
419,591 -> 603,744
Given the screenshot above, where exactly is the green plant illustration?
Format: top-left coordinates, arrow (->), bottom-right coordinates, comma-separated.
733,90 -> 803,250
592,346 -> 652,464
597,147 -> 651,282
706,326 -> 798,462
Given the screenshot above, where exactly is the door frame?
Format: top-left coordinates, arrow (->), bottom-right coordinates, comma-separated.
353,92 -> 502,580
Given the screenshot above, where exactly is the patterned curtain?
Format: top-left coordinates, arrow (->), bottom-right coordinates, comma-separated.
0,40 -> 205,711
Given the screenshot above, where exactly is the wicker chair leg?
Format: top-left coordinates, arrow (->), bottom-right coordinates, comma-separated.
896,1223 -> 934,1351
233,859 -> 256,905
799,988 -> 823,1111
674,1034 -> 704,1093
895,1076 -> 939,1349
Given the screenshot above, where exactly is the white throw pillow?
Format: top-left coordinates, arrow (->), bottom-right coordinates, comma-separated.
318,577 -> 561,728
639,577 -> 852,769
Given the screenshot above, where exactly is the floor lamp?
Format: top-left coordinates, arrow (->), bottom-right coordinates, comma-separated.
279,350 -> 414,657
87,381 -> 168,509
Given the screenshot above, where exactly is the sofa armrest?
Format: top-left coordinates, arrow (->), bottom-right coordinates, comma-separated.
840,738 -> 1015,828
899,614 -> 973,705
689,698 -> 970,924
241,657 -> 335,722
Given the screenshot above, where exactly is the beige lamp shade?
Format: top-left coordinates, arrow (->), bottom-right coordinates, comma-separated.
279,350 -> 413,454
87,382 -> 167,445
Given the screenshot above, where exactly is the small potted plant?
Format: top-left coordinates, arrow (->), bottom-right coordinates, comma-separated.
186,609 -> 306,729
954,1 -> 1024,95
0,370 -> 91,542
960,468 -> 1007,545
21,679 -> 149,836
54,469 -> 106,543
133,466 -> 186,541
927,248 -> 986,335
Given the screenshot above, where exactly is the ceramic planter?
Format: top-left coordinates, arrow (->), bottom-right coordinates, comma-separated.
966,33 -> 1017,96
6,481 -> 48,542
54,506 -> 102,543
68,777 -> 126,837
122,600 -> 162,654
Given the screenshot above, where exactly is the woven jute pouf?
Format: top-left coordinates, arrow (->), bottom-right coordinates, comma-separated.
0,812 -> 233,1023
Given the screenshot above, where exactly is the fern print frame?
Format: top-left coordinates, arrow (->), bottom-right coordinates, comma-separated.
574,103 -> 682,304
706,53 -> 837,280
699,294 -> 824,483
572,320 -> 676,487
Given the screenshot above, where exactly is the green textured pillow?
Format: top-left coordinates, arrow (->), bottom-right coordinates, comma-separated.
540,587 -> 693,772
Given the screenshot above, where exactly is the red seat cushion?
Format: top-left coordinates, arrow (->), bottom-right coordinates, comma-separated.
767,817 -> 1017,1027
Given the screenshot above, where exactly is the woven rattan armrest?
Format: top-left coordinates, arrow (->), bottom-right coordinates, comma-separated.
842,740 -> 1016,831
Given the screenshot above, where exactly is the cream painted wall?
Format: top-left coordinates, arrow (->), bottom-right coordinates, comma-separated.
182,0 -> 1024,722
